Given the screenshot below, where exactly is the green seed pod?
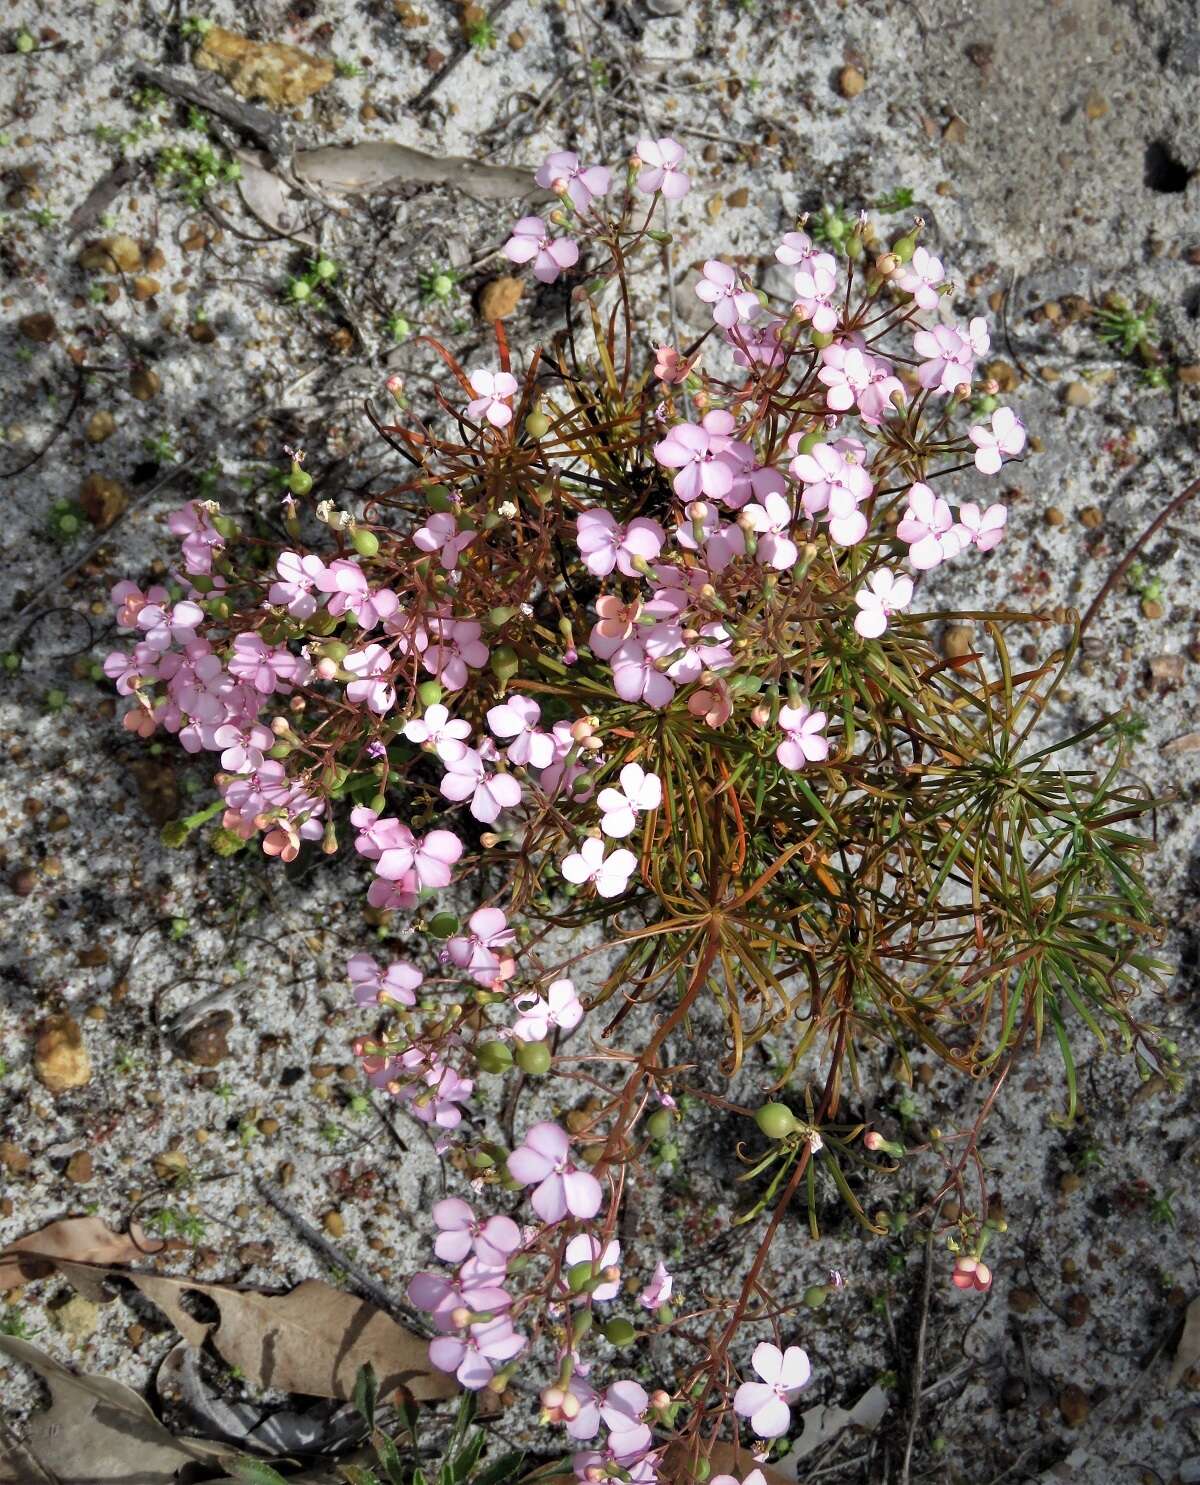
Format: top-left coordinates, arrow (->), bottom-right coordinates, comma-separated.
369,793 -> 387,813
525,410 -> 550,439
469,1148 -> 496,1169
568,1260 -> 598,1293
892,232 -> 917,263
212,514 -> 238,540
755,1102 -> 799,1140
803,1284 -> 829,1310
427,911 -> 459,939
646,1109 -> 673,1141
603,1318 -> 637,1347
267,742 -> 292,760
572,1309 -> 593,1342
286,463 -> 313,496
810,329 -> 834,350
352,528 -> 380,558
488,606 -> 518,628
490,644 -> 520,687
417,679 -> 443,708
318,641 -> 349,662
515,1040 -> 551,1076
477,1041 -> 514,1074
424,484 -> 454,513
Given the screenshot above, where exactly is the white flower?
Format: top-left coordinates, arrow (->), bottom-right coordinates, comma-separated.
561,836 -> 638,897
853,569 -> 914,639
597,764 -> 663,839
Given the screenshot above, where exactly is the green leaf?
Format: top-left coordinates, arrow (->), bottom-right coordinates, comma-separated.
375,1430 -> 409,1485
354,1360 -> 379,1428
229,1461 -> 292,1485
473,1452 -> 526,1485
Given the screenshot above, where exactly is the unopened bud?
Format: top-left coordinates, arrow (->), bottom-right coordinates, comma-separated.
875,251 -> 900,277
450,1306 -> 471,1328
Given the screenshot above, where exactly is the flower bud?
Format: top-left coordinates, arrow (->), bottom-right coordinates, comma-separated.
875,251 -> 900,277
515,1040 -> 552,1076
477,1040 -> 514,1074
603,1318 -> 637,1347
754,1102 -> 799,1140
352,528 -> 380,558
450,1306 -> 471,1328
417,679 -> 443,708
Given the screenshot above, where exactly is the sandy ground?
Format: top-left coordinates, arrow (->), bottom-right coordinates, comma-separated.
1,0 -> 1199,1480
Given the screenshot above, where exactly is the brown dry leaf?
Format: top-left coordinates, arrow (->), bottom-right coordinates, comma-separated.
660,1441 -> 792,1485
1169,1294 -> 1200,1387
291,142 -> 545,203
0,1333 -> 227,1483
0,1215 -> 161,1293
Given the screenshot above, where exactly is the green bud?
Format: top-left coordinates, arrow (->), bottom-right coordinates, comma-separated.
287,463 -> 313,496
212,514 -> 238,540
477,1041 -> 514,1074
810,329 -> 834,350
190,574 -> 214,593
515,1040 -> 551,1076
417,679 -> 443,708
525,410 -> 550,439
490,644 -> 520,687
803,1284 -> 829,1310
568,1260 -> 598,1293
755,1102 -> 799,1140
2,653 -> 20,673
488,606 -> 518,628
572,1309 -> 593,1343
604,1318 -> 637,1348
313,257 -> 338,282
427,911 -> 459,939
268,742 -> 291,760
318,640 -> 349,662
424,484 -> 454,513
797,430 -> 823,454
647,229 -> 673,245
352,528 -> 380,558
369,793 -> 386,813
289,277 -> 312,302
15,29 -> 35,52
646,1109 -> 672,1140
892,232 -> 917,263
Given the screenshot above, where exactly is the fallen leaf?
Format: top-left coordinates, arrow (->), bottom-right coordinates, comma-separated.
1170,1295 -> 1200,1387
0,1333 -> 227,1483
157,1340 -> 259,1443
0,1215 -> 161,1293
1162,731 -> 1200,757
291,143 -> 546,203
660,1441 -> 791,1485
788,1384 -> 889,1464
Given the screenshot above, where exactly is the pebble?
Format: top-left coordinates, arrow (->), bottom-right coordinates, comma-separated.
1148,654 -> 1185,683
129,366 -> 161,401
323,1210 -> 346,1237
1063,381 -> 1092,407
132,275 -> 161,302
478,276 -> 524,321
65,1150 -> 94,1183
1142,598 -> 1164,620
195,26 -> 334,108
1058,1384 -> 1089,1427
9,866 -> 36,896
1079,505 -> 1103,528
80,473 -> 128,530
49,1293 -> 99,1345
941,625 -> 974,658
78,235 -> 142,273
1084,91 -> 1108,120
175,1010 -> 234,1067
0,1141 -> 32,1173
85,410 -> 116,443
34,1014 -> 92,1093
838,65 -> 866,97
1044,507 -> 1066,527
18,312 -> 56,343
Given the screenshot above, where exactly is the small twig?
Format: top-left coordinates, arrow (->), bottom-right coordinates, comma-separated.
67,157 -> 137,239
1079,472 -> 1200,635
407,0 -> 518,110
254,1178 -> 431,1334
132,62 -> 287,159
572,0 -> 607,157
0,370 -> 85,481
900,1222 -> 937,1485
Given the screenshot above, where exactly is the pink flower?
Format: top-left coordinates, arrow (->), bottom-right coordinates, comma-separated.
896,245 -> 945,311
432,1198 -> 521,1267
343,643 -> 396,715
561,1233 -> 622,1302
316,559 -> 399,629
912,317 -> 989,395
408,1270 -> 511,1331
135,598 -> 205,652
741,490 -> 799,569
466,369 -> 521,428
512,978 -> 583,1042
610,639 -> 676,709
503,216 -> 580,284
598,763 -> 662,838
792,262 -> 839,334
536,150 -> 611,213
953,500 -> 1007,552
168,501 -> 224,574
599,1380 -> 652,1461
269,551 -> 327,618
487,694 -> 555,769
447,906 -> 516,985
506,1121 -> 604,1222
653,422 -> 734,503
440,747 -> 523,823
968,407 -> 1025,474
775,231 -> 836,279
428,1315 -> 525,1390
776,703 -> 829,770
347,952 -> 422,1007
895,482 -> 959,570
561,836 -> 637,898
404,1061 -> 475,1128
576,510 -> 665,578
730,318 -> 787,369
413,510 -> 477,570
787,440 -> 872,547
419,617 -> 489,691
228,633 -> 311,694
634,136 -> 690,198
853,569 -> 914,638
639,1260 -> 673,1310
732,1341 -> 812,1438
712,1472 -> 768,1485
212,721 -> 273,772
374,825 -> 464,890
403,702 -> 472,762
817,343 -> 903,424
951,1254 -> 993,1292
653,344 -> 697,384
695,260 -> 761,329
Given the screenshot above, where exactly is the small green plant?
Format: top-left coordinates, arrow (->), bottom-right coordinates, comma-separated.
47,500 -> 84,542
875,186 -> 915,212
466,17 -> 497,51
384,311 -> 412,342
14,29 -> 35,54
1095,294 -> 1170,390
1124,560 -> 1164,607
418,266 -> 458,304
335,56 -> 363,78
1149,1189 -> 1177,1226
146,1207 -> 208,1242
180,15 -> 213,41
808,203 -> 856,254
144,430 -> 178,464
28,205 -> 58,230
285,256 -> 339,307
0,1306 -> 36,1339
157,142 -> 241,207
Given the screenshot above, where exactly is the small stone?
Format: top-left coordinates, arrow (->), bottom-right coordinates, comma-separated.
323,1210 -> 345,1237
129,366 -> 161,401
727,186 -> 749,208
175,1011 -> 233,1067
79,473 -> 128,530
983,360 -> 1017,391
0,1141 -> 32,1173
941,625 -> 973,659
195,26 -> 335,108
75,945 -> 108,968
188,320 -> 217,343
706,194 -> 724,222
942,115 -> 967,144
34,1015 -> 92,1093
131,275 -> 161,302
1084,91 -> 1108,120
1078,505 -> 1103,529
50,1293 -> 99,1345
507,28 -> 525,49
1063,381 -> 1092,407
1008,1287 -> 1038,1313
65,1150 -> 94,1183
18,312 -> 56,343
1044,507 -> 1066,527
838,64 -> 866,97
1142,598 -> 1164,621
478,276 -> 523,321
257,1117 -> 280,1136
965,40 -> 994,71
145,247 -> 167,272
1059,1172 -> 1082,1195
85,410 -> 116,443
238,1242 -> 271,1265
1177,364 -> 1200,385
1148,653 -> 1185,683
79,235 -> 142,273
1059,1384 -> 1089,1427
1065,1292 -> 1090,1327
424,47 -> 446,70
127,1322 -> 146,1347
10,867 -> 36,896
